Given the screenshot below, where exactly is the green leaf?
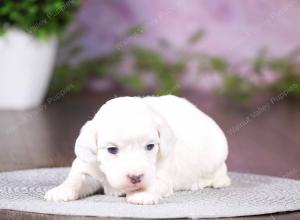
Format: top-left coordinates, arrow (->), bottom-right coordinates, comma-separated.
253,49 -> 267,73
0,0 -> 80,39
223,75 -> 242,88
220,75 -> 253,101
188,29 -> 204,45
210,57 -> 228,72
0,27 -> 5,36
132,47 -> 165,72
268,58 -> 291,75
123,24 -> 144,37
118,74 -> 145,91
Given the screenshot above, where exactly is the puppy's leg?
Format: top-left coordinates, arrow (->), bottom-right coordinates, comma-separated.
188,164 -> 230,191
211,163 -> 231,188
102,181 -> 125,197
45,159 -> 102,202
126,176 -> 172,205
190,179 -> 213,191
45,172 -> 101,202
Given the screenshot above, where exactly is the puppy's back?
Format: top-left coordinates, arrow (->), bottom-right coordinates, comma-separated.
143,95 -> 212,135
143,95 -> 227,152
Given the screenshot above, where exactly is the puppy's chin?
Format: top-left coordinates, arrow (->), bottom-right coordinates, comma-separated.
123,184 -> 146,193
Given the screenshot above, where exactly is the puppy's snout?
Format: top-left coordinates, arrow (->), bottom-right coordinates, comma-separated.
127,174 -> 144,184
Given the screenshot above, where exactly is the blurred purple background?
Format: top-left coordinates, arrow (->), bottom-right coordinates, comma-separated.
67,0 -> 300,90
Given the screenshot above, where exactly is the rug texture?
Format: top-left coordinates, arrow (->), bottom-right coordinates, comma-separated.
0,167 -> 300,219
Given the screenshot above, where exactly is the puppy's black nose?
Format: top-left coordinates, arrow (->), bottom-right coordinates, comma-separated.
127,174 -> 144,184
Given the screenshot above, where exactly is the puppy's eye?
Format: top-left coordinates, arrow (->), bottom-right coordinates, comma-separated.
107,147 -> 119,154
145,144 -> 155,151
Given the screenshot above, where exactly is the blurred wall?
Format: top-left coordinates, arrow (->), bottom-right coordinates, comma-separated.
71,0 -> 300,89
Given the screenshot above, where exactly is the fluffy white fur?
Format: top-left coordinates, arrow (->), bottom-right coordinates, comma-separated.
45,95 -> 230,204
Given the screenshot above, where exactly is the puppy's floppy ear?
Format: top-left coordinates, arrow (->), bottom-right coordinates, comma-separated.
154,113 -> 176,158
74,120 -> 98,163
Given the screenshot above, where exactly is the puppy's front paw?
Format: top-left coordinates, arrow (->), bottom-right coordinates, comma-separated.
126,192 -> 161,205
212,175 -> 231,188
104,186 -> 125,197
45,185 -> 79,202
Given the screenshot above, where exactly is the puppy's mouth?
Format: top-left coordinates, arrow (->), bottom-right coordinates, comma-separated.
123,184 -> 145,192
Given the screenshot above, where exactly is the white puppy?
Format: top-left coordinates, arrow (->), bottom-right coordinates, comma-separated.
45,95 -> 230,204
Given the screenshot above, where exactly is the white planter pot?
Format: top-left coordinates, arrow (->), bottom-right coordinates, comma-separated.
0,29 -> 58,110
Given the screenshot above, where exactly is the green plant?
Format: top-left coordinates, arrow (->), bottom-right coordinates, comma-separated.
49,25 -> 300,101
49,25 -> 186,95
205,50 -> 300,101
0,0 -> 79,38
49,45 -> 184,95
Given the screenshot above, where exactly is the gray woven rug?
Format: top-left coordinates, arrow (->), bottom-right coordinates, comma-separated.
0,168 -> 300,219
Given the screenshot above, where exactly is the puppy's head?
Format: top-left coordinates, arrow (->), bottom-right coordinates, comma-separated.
82,97 -> 175,192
